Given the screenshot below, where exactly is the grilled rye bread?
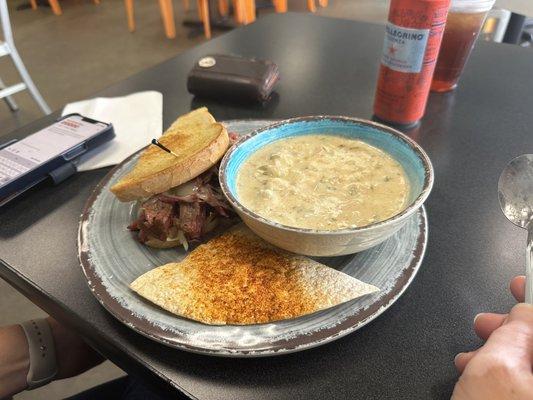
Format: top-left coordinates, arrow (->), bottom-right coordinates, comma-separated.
111,107 -> 229,202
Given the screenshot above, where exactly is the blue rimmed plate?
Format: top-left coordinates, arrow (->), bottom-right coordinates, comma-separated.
78,119 -> 428,357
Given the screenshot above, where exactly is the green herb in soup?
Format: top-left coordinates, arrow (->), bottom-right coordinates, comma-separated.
236,135 -> 409,230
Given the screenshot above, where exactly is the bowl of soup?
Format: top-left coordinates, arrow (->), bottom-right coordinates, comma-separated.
219,116 -> 433,256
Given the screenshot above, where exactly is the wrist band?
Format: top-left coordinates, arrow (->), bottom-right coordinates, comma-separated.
20,319 -> 58,390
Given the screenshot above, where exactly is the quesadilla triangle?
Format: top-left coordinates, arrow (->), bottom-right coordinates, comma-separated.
130,225 -> 379,325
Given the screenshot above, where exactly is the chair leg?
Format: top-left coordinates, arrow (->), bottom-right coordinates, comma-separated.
48,0 -> 62,15
307,0 -> 316,12
0,77 -> 18,112
124,0 -> 135,32
318,0 -> 327,6
244,0 -> 255,23
196,0 -> 202,19
232,0 -> 245,24
218,0 -> 229,16
273,0 -> 287,13
158,0 -> 176,39
198,0 -> 211,38
30,0 -> 37,10
93,0 -> 101,4
9,47 -> 51,114
183,0 -> 190,11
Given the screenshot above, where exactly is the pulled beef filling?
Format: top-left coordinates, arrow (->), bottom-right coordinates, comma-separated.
128,165 -> 234,243
128,131 -> 239,245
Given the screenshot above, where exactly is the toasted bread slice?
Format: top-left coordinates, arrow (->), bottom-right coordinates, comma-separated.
130,225 -> 379,325
111,108 -> 229,202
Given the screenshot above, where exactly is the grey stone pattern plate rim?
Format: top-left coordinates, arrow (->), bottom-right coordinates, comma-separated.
78,119 -> 428,358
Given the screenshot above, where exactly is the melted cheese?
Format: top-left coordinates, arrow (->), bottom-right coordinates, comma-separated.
236,135 -> 409,230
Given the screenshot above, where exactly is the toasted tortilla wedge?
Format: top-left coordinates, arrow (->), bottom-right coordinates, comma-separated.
131,225 -> 379,325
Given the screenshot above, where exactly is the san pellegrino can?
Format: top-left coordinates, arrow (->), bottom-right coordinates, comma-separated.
373,0 -> 451,127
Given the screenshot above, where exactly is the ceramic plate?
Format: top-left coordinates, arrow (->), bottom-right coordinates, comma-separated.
78,120 -> 428,357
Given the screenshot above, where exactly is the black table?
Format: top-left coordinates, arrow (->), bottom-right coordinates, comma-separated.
1,13 -> 532,400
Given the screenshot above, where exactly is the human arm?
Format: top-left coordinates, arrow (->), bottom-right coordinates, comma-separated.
0,317 -> 103,398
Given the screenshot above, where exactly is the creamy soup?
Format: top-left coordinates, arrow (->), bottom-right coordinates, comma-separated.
236,134 -> 409,230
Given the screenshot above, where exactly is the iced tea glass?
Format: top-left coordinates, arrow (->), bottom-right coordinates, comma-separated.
431,0 -> 495,92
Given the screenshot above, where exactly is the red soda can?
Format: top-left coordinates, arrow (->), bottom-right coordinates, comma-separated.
373,0 -> 451,128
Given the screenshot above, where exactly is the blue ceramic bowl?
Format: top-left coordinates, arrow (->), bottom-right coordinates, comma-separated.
219,116 -> 433,256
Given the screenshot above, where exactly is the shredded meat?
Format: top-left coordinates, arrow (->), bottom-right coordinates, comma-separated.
229,131 -> 239,143
128,164 -> 234,245
179,202 -> 206,240
135,198 -> 174,241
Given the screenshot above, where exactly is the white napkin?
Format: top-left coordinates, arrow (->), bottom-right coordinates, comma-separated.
62,91 -> 163,171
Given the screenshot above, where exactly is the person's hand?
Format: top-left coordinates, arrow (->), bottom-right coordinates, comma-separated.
451,276 -> 533,399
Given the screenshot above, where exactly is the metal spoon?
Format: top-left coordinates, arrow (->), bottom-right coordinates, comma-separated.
498,154 -> 533,303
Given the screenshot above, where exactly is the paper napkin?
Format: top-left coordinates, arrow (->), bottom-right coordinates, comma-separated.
62,91 -> 163,171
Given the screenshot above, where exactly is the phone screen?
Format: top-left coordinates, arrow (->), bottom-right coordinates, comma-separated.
0,115 -> 108,188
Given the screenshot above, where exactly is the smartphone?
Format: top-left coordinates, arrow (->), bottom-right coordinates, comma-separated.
0,114 -> 114,203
